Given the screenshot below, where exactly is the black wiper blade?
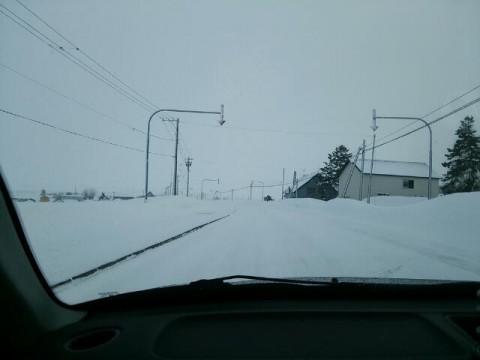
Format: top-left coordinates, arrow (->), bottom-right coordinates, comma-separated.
189,275 -> 338,287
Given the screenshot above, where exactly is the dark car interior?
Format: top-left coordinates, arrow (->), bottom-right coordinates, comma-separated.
1,174 -> 480,359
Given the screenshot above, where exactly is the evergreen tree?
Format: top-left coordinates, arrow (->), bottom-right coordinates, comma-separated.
441,116 -> 480,194
319,145 -> 352,196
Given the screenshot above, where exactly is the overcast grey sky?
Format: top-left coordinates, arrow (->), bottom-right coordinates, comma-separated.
1,0 -> 479,198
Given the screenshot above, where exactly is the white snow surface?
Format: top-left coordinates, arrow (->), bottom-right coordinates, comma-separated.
365,196 -> 429,206
14,192 -> 480,304
354,159 -> 441,178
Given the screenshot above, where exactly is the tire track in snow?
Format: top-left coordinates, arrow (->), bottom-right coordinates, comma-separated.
51,215 -> 230,289
343,223 -> 480,277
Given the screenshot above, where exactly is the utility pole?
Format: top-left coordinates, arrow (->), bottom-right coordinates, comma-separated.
173,118 -> 179,195
367,110 -> 378,204
341,147 -> 362,198
231,189 -> 233,201
185,157 -> 192,197
293,171 -> 297,198
249,181 -> 253,200
367,134 -> 376,204
359,139 -> 366,201
282,168 -> 285,200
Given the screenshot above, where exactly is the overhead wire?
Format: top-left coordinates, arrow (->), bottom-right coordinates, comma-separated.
0,109 -> 173,158
1,2 -> 180,146
167,119 -> 191,159
0,5 -> 156,113
14,0 -> 160,110
13,0 -> 185,127
366,96 -> 480,151
0,62 -> 174,142
1,2 -> 206,184
217,171 -> 318,194
180,121 -> 366,138
369,83 -> 480,147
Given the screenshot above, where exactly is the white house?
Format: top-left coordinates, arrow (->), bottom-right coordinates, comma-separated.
338,159 -> 441,200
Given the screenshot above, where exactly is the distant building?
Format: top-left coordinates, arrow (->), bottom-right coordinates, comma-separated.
338,159 -> 441,200
284,173 -> 336,200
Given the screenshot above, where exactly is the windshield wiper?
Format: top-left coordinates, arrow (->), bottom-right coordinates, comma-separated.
188,275 -> 480,291
188,275 -> 339,287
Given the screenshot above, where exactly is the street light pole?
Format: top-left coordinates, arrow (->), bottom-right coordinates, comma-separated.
372,109 -> 433,200
366,110 -> 379,204
367,134 -> 376,204
201,178 -> 219,200
144,106 -> 224,202
251,181 -> 264,200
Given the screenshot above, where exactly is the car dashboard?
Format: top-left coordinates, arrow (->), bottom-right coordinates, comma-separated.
14,295 -> 480,359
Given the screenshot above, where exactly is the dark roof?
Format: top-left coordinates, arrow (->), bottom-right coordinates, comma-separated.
296,173 -> 322,191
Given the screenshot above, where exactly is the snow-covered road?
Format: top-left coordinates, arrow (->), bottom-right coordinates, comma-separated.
20,193 -> 477,304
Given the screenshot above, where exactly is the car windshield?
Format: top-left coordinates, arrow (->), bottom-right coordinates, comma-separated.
1,0 -> 479,305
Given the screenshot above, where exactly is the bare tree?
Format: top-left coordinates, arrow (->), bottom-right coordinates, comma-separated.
82,188 -> 97,200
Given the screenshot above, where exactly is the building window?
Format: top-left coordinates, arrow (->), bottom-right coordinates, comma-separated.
403,179 -> 414,189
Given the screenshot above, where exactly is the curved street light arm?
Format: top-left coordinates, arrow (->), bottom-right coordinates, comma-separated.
145,107 -> 224,202
372,113 -> 433,200
251,181 -> 265,200
201,178 -> 220,200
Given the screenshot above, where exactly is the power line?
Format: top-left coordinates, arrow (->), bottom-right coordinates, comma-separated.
2,2 -> 196,158
178,133 -> 191,158
181,121 -> 366,138
167,120 -> 191,159
0,62 -> 174,142
8,0 -> 180,127
0,4 -> 156,113
2,2 -> 189,169
217,172 -> 317,194
367,96 -> 480,151
14,0 -> 161,111
0,108 -> 173,158
3,2 -> 207,163
372,83 -> 480,146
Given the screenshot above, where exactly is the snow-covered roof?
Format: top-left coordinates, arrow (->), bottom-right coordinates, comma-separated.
284,173 -> 319,194
296,174 -> 316,189
354,159 -> 441,179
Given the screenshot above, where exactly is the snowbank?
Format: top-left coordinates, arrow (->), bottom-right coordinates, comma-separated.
13,192 -> 480,304
16,196 -> 234,284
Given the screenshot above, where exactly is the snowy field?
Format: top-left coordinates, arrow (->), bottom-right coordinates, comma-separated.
14,192 -> 480,304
